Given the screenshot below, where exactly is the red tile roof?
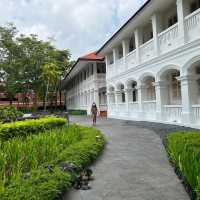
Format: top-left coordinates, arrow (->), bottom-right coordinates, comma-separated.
80,51 -> 104,61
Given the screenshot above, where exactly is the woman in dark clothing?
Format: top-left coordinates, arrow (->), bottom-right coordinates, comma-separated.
91,102 -> 98,125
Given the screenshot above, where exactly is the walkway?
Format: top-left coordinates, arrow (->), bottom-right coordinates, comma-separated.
62,116 -> 189,200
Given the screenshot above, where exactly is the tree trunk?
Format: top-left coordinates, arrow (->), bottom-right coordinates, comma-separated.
44,81 -> 49,111
60,90 -> 62,107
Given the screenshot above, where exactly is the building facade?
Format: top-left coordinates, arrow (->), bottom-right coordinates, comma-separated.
63,52 -> 107,116
97,0 -> 200,126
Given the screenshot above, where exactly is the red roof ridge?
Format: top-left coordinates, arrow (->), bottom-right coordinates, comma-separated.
80,51 -> 104,60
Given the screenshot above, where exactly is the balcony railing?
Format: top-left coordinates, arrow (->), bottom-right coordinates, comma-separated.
128,102 -> 139,117
117,103 -> 127,115
115,58 -> 124,74
139,39 -> 154,62
163,105 -> 182,122
126,50 -> 137,69
192,105 -> 200,123
158,23 -> 179,54
106,9 -> 200,80
185,8 -> 200,42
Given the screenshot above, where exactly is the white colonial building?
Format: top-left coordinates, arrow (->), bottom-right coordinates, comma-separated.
97,0 -> 200,126
63,52 -> 107,116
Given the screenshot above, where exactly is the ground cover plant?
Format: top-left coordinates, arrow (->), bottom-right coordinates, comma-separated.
0,116 -> 66,140
0,117 -> 105,200
167,132 -> 200,199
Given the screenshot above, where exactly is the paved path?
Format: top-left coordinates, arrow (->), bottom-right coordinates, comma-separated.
62,116 -> 189,200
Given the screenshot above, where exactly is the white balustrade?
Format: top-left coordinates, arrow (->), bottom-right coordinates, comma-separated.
128,102 -> 139,117
107,63 -> 114,79
192,105 -> 200,123
143,101 -> 156,119
117,103 -> 127,115
163,105 -> 182,122
115,58 -> 124,73
185,8 -> 200,42
158,23 -> 179,54
126,50 -> 137,69
97,74 -> 106,80
108,103 -> 116,115
143,101 -> 156,112
139,39 -> 154,62
99,104 -> 107,111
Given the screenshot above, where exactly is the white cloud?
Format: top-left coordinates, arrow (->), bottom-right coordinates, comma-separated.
0,0 -> 146,59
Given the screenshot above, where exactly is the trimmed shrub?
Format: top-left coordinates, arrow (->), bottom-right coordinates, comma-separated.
0,116 -> 66,140
0,106 -> 23,122
69,110 -> 87,115
0,125 -> 106,200
167,132 -> 200,198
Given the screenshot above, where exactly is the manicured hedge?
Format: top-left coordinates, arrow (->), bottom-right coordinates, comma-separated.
0,116 -> 66,140
0,106 -> 23,122
69,110 -> 87,115
0,125 -> 105,200
167,132 -> 200,198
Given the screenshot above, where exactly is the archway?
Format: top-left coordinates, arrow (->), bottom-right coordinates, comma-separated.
159,68 -> 181,105
108,86 -> 115,104
126,80 -> 138,102
140,75 -> 156,101
116,83 -> 126,103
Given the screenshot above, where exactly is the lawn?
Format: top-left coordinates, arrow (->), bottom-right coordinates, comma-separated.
167,131 -> 200,199
0,116 -> 105,200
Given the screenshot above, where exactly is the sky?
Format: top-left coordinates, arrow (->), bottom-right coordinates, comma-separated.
0,0 -> 147,60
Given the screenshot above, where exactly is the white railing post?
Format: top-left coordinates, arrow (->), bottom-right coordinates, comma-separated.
176,0 -> 187,44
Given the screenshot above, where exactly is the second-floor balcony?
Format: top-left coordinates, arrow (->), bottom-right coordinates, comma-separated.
106,2 -> 200,79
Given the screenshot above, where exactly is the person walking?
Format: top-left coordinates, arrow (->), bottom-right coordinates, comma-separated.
91,102 -> 98,125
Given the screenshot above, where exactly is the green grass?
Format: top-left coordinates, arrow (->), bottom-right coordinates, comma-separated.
0,124 -> 105,200
167,131 -> 200,198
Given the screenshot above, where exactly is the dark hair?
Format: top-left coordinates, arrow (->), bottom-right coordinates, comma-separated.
92,103 -> 97,109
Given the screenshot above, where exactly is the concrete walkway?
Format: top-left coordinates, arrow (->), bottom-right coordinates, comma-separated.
62,116 -> 189,200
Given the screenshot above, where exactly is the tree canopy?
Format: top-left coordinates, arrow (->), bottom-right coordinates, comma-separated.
0,23 -> 73,107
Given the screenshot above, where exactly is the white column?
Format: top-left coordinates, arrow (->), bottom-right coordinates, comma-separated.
115,91 -> 122,103
137,85 -> 145,118
94,62 -> 97,78
180,75 -> 195,123
94,89 -> 99,109
176,0 -> 187,44
154,81 -> 169,120
105,55 -> 109,76
151,13 -> 162,56
113,48 -> 117,65
125,89 -> 133,115
134,28 -> 142,64
122,39 -> 129,68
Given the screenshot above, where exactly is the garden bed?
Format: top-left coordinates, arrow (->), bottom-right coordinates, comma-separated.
0,117 -> 106,200
167,131 -> 200,200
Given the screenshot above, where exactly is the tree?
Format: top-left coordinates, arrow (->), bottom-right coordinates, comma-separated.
0,23 -> 72,109
0,23 -> 24,104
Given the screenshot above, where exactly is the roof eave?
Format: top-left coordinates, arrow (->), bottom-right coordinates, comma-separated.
97,0 -> 152,55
